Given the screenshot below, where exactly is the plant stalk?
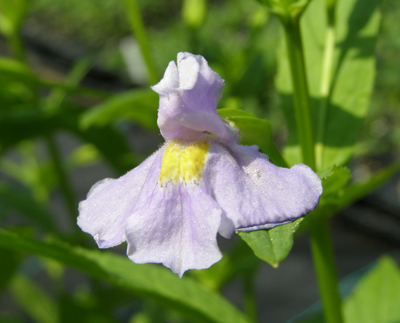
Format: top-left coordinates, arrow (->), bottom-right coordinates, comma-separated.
309,215 -> 344,323
282,17 -> 316,170
281,13 -> 344,323
243,270 -> 257,323
46,136 -> 78,224
124,0 -> 158,85
315,2 -> 336,171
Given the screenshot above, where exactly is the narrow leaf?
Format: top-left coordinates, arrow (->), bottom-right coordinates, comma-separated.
10,274 -> 60,323
0,183 -> 57,233
80,89 -> 158,131
0,108 -> 134,175
0,248 -> 20,293
0,229 -> 250,323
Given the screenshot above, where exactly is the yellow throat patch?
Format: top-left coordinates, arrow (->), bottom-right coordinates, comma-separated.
159,139 -> 209,186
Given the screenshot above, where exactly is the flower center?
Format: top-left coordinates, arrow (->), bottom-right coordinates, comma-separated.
159,139 -> 209,186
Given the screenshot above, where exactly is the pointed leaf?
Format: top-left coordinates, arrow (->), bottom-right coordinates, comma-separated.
237,218 -> 303,267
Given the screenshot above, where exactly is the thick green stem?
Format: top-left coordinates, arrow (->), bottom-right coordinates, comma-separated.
281,12 -> 344,323
243,271 -> 257,323
283,18 -> 316,170
124,0 -> 158,85
309,216 -> 344,323
46,136 -> 78,224
315,3 -> 336,171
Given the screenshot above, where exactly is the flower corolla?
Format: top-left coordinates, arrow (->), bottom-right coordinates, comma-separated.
78,52 -> 322,277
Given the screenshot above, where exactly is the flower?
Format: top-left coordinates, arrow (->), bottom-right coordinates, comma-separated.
78,52 -> 322,277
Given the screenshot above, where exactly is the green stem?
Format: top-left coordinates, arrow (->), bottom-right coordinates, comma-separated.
46,136 -> 78,224
315,3 -> 336,171
283,18 -> 316,170
124,0 -> 158,85
280,12 -> 344,323
9,31 -> 26,63
309,216 -> 344,323
243,271 -> 257,323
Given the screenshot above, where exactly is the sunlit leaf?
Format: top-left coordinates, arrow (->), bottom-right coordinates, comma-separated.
277,0 -> 381,169
0,0 -> 29,35
343,256 -> 400,323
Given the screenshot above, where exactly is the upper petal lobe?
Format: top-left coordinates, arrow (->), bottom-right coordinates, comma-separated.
151,52 -> 231,142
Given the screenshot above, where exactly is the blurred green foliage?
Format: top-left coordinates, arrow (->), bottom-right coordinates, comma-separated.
0,0 -> 400,322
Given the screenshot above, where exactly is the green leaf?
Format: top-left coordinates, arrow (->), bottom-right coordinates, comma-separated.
0,57 -> 35,82
0,183 -> 57,233
339,159 -> 400,210
57,292 -> 116,323
317,165 -> 351,198
0,108 -> 134,175
0,0 -> 29,35
80,89 -> 158,131
277,0 -> 381,169
182,0 -> 206,29
0,314 -> 23,323
44,55 -> 94,113
343,256 -> 400,323
0,229 -> 250,323
0,248 -> 20,293
10,274 -> 60,323
297,159 -> 400,236
237,218 -> 303,267
193,239 -> 260,291
296,165 -> 351,234
256,0 -> 311,21
292,256 -> 400,323
218,108 -> 288,167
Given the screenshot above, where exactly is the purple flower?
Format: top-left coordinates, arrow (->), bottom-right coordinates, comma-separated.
78,52 -> 322,277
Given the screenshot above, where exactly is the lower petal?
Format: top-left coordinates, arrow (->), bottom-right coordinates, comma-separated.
207,142 -> 322,237
125,180 -> 222,277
